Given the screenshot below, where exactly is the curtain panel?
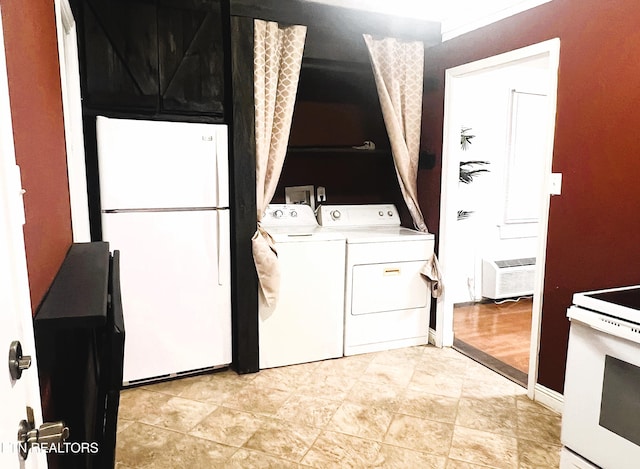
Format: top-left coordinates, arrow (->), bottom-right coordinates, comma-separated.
364,34 -> 428,233
252,20 -> 306,314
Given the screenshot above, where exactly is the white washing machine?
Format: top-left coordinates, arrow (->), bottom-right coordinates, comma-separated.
259,204 -> 346,369
317,204 -> 435,356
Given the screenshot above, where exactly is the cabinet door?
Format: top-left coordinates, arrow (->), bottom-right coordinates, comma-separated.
81,0 -> 159,111
158,0 -> 225,116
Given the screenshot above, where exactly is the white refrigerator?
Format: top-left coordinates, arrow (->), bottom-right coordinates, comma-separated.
96,116 -> 232,385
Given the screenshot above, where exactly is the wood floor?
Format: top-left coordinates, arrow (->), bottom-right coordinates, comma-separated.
453,298 -> 532,383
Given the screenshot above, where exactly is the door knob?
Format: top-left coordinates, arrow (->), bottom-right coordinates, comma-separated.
17,406 -> 69,460
8,340 -> 31,380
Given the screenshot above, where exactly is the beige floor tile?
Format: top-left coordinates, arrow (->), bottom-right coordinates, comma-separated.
118,389 -> 171,422
361,362 -> 415,388
461,374 -> 522,400
455,397 -> 518,436
119,389 -> 215,432
384,413 -> 454,456
227,448 -> 301,468
518,438 -> 562,468
326,401 -> 394,441
314,356 -> 372,377
516,410 -> 562,445
515,394 -> 558,416
115,346 -> 563,468
445,459 -> 498,468
251,364 -> 316,392
417,350 -> 470,377
243,418 -> 321,462
140,375 -> 201,396
449,426 -> 518,469
301,430 -> 381,468
371,444 -> 447,468
174,373 -> 252,405
346,380 -> 405,412
398,388 -> 459,423
188,406 -> 265,447
409,369 -> 464,398
370,345 -> 426,367
116,421 -> 234,469
296,373 -> 356,401
276,394 -> 341,428
116,418 -> 135,434
223,383 -> 291,415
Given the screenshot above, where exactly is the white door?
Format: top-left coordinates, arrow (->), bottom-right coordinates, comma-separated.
0,7 -> 46,468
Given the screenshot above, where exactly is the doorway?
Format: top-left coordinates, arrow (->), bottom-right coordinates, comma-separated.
435,39 -> 560,397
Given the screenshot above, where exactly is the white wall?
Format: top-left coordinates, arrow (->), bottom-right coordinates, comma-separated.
451,57 -> 550,303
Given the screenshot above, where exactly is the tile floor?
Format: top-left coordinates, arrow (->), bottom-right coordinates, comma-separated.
115,345 -> 562,468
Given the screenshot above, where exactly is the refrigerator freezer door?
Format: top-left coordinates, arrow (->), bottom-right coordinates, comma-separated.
96,117 -> 229,210
102,209 -> 232,383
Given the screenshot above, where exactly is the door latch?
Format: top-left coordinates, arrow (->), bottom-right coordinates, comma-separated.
8,340 -> 31,380
17,406 -> 69,460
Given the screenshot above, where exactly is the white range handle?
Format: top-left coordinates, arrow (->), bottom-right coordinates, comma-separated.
568,306 -> 640,345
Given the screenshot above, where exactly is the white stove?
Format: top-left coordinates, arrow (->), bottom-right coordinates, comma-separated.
561,285 -> 640,468
317,204 -> 435,356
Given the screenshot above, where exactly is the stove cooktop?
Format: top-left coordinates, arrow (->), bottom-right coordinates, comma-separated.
588,288 -> 640,311
573,285 -> 640,324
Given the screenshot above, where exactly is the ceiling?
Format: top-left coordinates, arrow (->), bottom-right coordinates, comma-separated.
304,0 -> 551,40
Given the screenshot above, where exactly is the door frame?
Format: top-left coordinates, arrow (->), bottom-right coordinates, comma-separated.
54,0 -> 90,242
435,39 -> 561,399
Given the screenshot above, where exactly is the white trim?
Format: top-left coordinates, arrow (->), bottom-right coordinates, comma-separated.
436,39 -> 561,400
428,327 -> 438,347
533,383 -> 563,414
527,38 -> 560,396
442,0 -> 553,42
54,0 -> 90,242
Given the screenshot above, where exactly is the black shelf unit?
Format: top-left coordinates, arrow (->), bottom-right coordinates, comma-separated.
34,242 -> 124,469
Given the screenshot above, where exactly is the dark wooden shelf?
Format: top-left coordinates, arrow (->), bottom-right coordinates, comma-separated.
34,242 -> 110,330
287,146 -> 390,155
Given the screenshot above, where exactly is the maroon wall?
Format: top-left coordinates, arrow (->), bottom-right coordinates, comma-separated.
420,0 -> 640,393
1,0 -> 72,312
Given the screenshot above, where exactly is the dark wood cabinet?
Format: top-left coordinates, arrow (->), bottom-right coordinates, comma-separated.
75,0 -> 225,118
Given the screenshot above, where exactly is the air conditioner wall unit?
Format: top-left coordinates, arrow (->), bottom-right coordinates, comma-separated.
482,257 -> 536,300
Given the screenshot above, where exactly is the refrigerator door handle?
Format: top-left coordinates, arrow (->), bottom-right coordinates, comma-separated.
216,212 -> 223,286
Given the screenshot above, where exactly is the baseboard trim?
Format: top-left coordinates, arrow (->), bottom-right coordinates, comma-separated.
533,383 -> 563,414
428,328 -> 437,346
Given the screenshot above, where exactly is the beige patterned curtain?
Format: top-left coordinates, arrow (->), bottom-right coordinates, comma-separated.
364,34 -> 428,233
252,20 -> 306,313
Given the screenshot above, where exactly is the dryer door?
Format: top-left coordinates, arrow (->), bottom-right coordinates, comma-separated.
351,261 -> 429,315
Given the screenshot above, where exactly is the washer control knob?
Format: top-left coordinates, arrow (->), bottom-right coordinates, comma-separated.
273,209 -> 283,218
331,210 -> 342,220
290,210 -> 298,217
378,211 -> 384,216
387,210 -> 393,216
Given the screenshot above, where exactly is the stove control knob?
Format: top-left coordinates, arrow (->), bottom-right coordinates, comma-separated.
387,210 -> 393,216
273,209 -> 283,218
378,211 -> 384,216
331,210 -> 342,220
290,210 -> 298,217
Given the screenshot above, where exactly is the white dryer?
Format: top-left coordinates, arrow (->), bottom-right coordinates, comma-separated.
317,204 -> 435,356
259,204 -> 346,368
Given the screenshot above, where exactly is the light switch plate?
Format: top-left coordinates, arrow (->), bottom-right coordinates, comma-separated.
550,173 -> 562,195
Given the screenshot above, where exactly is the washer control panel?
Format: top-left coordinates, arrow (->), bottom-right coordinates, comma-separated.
262,204 -> 318,227
317,204 -> 400,227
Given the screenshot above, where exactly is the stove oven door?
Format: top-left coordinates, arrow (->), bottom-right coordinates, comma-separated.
561,306 -> 640,469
